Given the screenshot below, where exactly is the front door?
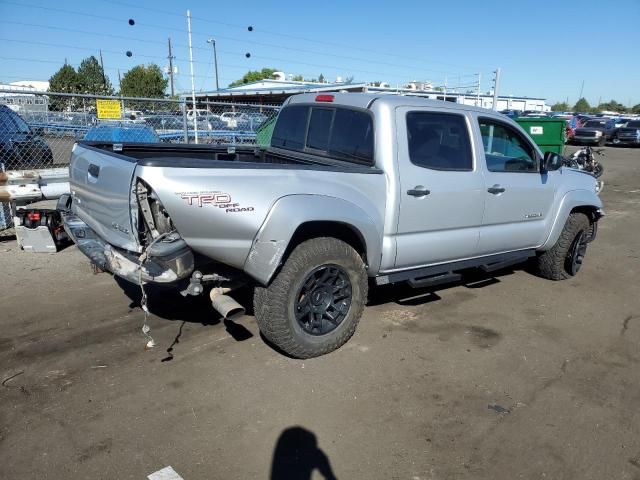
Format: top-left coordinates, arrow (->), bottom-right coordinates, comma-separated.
394,108 -> 486,270
475,116 -> 556,254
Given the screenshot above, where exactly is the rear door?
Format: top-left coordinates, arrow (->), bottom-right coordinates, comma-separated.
475,116 -> 556,254
394,108 -> 485,269
70,143 -> 140,251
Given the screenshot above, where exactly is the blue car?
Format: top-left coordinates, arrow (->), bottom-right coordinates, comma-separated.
83,124 -> 160,143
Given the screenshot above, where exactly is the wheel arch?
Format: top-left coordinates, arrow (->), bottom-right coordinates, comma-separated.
540,190 -> 603,251
244,195 -> 382,285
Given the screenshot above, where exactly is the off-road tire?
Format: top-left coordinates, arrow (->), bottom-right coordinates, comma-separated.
253,237 -> 368,358
536,213 -> 590,280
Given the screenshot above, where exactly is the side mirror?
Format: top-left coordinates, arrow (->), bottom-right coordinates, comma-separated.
541,151 -> 563,173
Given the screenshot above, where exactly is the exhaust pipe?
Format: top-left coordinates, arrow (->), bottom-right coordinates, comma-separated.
210,287 -> 245,321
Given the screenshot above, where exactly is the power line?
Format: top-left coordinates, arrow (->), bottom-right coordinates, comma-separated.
93,0 -> 484,71
1,0 -> 483,74
0,22 -> 474,84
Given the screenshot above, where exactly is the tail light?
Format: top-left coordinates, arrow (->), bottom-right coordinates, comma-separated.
315,94 -> 334,103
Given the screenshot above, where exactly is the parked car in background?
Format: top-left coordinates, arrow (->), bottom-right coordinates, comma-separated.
0,105 -> 54,169
245,112 -> 269,130
219,112 -> 250,129
145,115 -> 184,131
499,109 -> 521,118
575,114 -> 593,127
521,110 -> 548,117
611,120 -> 640,146
124,110 -> 144,120
614,118 -> 632,128
572,118 -> 616,145
83,124 -> 160,143
186,109 -> 214,125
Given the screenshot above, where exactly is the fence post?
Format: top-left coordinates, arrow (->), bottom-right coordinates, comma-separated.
181,99 -> 188,143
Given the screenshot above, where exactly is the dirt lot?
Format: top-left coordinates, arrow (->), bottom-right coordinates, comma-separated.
1,146 -> 639,480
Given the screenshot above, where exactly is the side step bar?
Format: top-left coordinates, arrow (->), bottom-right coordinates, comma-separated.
376,249 -> 536,287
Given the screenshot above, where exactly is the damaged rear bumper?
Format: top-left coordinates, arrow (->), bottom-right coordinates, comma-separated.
60,197 -> 193,285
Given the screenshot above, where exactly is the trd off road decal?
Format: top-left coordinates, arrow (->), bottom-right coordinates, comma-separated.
178,191 -> 254,213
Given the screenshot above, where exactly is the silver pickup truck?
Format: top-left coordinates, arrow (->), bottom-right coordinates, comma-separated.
60,93 -> 603,358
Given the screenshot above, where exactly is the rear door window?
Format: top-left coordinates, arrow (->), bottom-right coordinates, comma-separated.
406,111 -> 473,171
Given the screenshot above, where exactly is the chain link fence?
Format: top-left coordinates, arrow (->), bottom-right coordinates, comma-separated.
0,89 -> 281,237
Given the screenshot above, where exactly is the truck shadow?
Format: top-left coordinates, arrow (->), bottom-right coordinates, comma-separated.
367,266 -> 518,307
113,276 -> 254,343
113,264 -> 526,358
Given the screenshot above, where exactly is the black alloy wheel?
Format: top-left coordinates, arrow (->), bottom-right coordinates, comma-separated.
294,264 -> 352,336
566,230 -> 588,276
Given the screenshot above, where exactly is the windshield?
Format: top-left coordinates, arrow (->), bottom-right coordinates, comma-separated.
584,121 -> 606,128
6,110 -> 31,134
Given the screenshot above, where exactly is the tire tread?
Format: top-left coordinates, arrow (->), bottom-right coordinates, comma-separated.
253,237 -> 367,358
536,212 -> 590,280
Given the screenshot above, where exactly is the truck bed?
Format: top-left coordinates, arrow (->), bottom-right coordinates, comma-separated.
80,142 -> 380,172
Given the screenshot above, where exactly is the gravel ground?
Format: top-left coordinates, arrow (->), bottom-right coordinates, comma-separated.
1,146 -> 639,480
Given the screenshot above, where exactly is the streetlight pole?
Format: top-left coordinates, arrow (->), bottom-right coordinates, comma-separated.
207,38 -> 219,91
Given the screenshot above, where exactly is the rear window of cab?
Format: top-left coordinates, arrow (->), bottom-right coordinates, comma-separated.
271,105 -> 374,165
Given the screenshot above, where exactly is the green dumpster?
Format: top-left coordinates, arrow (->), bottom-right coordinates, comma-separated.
515,117 -> 566,155
256,117 -> 276,148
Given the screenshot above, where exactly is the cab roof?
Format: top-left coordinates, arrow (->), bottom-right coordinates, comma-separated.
286,92 -> 497,116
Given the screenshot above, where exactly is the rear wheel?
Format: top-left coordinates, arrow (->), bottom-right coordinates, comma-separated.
253,237 -> 368,358
536,213 -> 590,280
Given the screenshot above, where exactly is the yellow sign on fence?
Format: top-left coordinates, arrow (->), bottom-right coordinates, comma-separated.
96,99 -> 122,119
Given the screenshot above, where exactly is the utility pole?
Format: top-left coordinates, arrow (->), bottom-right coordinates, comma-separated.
118,69 -> 124,118
476,73 -> 481,107
443,75 -> 447,102
492,68 -> 501,110
578,80 -> 584,100
167,37 -> 175,97
187,10 -> 198,143
207,38 -> 219,90
99,49 -> 107,93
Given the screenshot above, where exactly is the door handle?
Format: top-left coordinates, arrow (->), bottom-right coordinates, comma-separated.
88,164 -> 100,177
487,185 -> 505,194
407,186 -> 431,197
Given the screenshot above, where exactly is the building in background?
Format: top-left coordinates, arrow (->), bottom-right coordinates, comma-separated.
185,78 -> 548,112
0,81 -> 50,112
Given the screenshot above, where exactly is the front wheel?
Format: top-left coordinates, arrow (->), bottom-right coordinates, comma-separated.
592,163 -> 604,178
253,237 -> 368,358
535,213 -> 590,280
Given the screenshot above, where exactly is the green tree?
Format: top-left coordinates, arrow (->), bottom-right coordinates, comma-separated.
291,74 -> 304,81
229,68 -> 278,87
77,56 -> 113,95
550,101 -> 570,112
632,104 -> 640,114
119,64 -> 167,105
48,63 -> 81,111
595,99 -> 627,113
573,97 -> 591,113
318,73 -> 325,83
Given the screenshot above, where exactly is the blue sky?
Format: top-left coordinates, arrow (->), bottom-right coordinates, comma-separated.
0,0 -> 638,106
